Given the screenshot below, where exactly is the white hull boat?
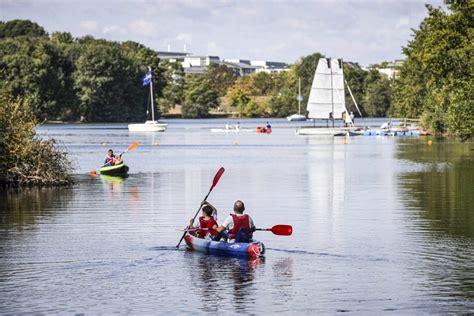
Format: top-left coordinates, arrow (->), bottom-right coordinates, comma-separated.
297,127 -> 357,136
287,114 -> 307,121
128,120 -> 167,132
128,67 -> 167,132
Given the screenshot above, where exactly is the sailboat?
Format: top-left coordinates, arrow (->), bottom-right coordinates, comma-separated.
297,58 -> 356,135
128,67 -> 168,132
286,77 -> 307,121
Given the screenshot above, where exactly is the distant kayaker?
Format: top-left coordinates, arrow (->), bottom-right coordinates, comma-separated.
235,122 -> 240,131
213,200 -> 256,243
104,149 -> 115,166
266,122 -> 272,130
189,202 -> 218,239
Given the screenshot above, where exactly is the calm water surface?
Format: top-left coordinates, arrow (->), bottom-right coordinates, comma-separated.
1,118 -> 473,314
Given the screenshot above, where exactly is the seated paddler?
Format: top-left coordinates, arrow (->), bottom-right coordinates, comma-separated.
213,200 -> 256,243
189,202 -> 218,239
104,149 -> 116,166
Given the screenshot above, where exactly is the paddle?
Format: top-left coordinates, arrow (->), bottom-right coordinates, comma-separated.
87,142 -> 140,176
255,225 -> 292,236
176,167 -> 225,248
183,224 -> 292,236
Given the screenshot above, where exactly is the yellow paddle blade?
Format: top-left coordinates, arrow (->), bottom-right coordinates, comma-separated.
127,142 -> 139,151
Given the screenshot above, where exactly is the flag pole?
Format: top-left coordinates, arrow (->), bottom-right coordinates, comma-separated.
149,67 -> 155,122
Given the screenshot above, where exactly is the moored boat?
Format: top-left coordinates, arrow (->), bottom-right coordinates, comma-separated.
184,232 -> 265,258
99,164 -> 129,176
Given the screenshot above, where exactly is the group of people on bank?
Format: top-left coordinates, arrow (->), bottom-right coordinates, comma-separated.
189,200 -> 256,243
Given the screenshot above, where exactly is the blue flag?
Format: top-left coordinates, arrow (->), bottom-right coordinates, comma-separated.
142,70 -> 152,86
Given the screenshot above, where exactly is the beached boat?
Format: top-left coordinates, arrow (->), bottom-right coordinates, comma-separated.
99,164 -> 129,176
184,233 -> 265,258
128,67 -> 167,132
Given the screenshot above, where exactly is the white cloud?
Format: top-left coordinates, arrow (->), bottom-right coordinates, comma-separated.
128,19 -> 156,37
176,32 -> 193,43
79,20 -> 99,33
102,25 -> 126,36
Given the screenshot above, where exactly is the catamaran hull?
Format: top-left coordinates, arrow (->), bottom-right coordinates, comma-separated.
297,127 -> 358,136
184,233 -> 265,258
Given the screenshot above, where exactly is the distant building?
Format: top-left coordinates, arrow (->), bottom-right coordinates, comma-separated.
221,60 -> 259,76
374,59 -> 404,79
156,51 -> 190,63
251,61 -> 289,74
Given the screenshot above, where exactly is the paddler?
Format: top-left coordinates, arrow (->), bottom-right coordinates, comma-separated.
104,149 -> 115,166
213,200 -> 256,243
189,202 -> 218,239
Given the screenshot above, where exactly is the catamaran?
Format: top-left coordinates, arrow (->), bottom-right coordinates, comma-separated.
128,67 -> 168,132
297,58 -> 361,135
287,77 -> 307,121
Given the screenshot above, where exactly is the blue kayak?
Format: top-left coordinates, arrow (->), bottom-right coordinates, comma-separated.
184,232 -> 265,258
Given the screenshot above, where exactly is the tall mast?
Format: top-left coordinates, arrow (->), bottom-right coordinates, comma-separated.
149,66 -> 155,121
298,77 -> 301,115
329,58 -> 334,128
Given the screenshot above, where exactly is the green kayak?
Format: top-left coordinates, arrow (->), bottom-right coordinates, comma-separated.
99,164 -> 129,176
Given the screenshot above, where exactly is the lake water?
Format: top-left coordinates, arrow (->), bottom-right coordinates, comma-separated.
1,118 -> 473,314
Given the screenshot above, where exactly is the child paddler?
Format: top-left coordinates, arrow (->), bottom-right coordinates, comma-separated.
189,202 -> 218,239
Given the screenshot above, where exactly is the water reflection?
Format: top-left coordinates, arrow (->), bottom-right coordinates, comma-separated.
397,139 -> 474,304
0,186 -> 73,232
183,251 -> 263,313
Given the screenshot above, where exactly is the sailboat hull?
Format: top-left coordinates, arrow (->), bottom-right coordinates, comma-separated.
128,120 -> 167,132
286,114 -> 307,121
297,127 -> 358,136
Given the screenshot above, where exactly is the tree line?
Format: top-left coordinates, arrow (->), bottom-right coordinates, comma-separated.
1,3 -> 472,140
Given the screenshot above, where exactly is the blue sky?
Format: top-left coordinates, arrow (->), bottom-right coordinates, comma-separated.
1,0 -> 445,65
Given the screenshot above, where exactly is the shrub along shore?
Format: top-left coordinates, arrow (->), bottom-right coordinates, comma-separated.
0,94 -> 73,186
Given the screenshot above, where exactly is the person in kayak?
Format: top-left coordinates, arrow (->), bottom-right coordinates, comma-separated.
104,149 -> 116,166
114,154 -> 123,165
266,122 -> 272,130
213,200 -> 255,243
189,202 -> 218,239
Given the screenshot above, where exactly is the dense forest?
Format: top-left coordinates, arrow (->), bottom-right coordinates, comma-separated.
1,0 -> 472,139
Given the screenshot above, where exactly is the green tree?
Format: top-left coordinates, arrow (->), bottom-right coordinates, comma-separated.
206,64 -> 237,97
364,76 -> 392,117
392,2 -> 473,139
182,75 -> 219,118
0,20 -> 47,38
158,60 -> 185,113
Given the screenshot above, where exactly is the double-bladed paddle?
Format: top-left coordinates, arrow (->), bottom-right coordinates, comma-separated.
176,167 -> 225,248
88,142 -> 140,176
183,224 -> 293,236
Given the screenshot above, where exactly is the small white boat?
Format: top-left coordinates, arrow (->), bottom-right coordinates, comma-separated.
287,114 -> 306,121
297,127 -> 356,136
128,120 -> 167,132
128,67 -> 167,132
287,78 -> 307,121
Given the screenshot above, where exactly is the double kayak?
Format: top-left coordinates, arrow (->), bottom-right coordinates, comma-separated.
99,164 -> 129,176
256,127 -> 272,134
184,232 -> 265,258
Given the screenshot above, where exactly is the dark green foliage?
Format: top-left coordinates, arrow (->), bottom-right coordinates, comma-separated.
158,60 -> 185,113
182,75 -> 219,118
0,20 -> 47,38
0,20 -> 166,123
363,70 -> 392,117
206,64 -> 237,97
392,2 -> 473,139
0,93 -> 73,186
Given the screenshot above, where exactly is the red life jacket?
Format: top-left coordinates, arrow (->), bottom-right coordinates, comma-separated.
228,214 -> 251,239
198,216 -> 217,238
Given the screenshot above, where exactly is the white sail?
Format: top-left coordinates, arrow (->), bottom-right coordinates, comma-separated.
307,58 -> 348,120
